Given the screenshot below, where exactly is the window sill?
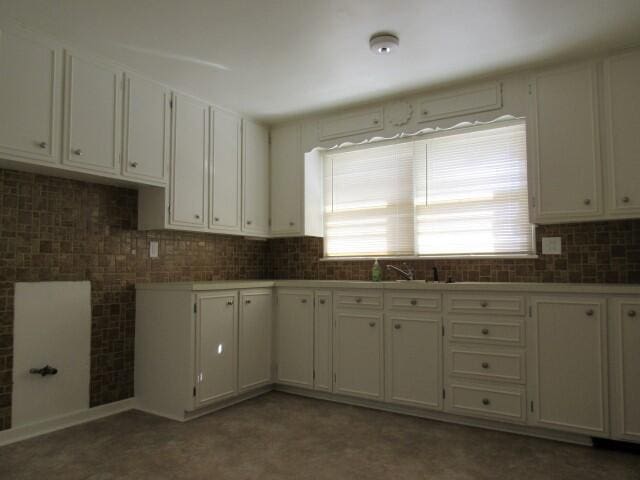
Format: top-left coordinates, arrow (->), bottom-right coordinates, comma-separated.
319,254 -> 539,262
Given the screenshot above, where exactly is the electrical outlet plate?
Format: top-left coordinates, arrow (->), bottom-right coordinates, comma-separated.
149,241 -> 159,258
541,237 -> 561,255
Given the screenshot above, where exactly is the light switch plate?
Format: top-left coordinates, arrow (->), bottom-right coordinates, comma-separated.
149,241 -> 159,258
541,237 -> 561,255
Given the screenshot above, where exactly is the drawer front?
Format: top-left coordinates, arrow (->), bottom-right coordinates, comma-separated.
385,291 -> 441,312
446,382 -> 526,423
335,290 -> 383,309
448,317 -> 524,346
446,294 -> 525,316
448,348 -> 525,384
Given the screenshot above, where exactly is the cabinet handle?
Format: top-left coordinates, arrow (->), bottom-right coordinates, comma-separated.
355,298 -> 362,303
410,299 -> 417,306
622,196 -> 630,204
628,310 -> 636,318
226,300 -> 234,306
368,321 -> 376,327
214,217 -> 220,222
583,199 -> 591,206
481,301 -> 488,308
394,323 -> 402,330
130,161 -> 138,168
301,298 -> 307,303
319,299 -> 326,305
72,148 -> 83,156
481,362 -> 490,369
481,328 -> 490,335
37,141 -> 48,149
586,309 -> 594,316
246,220 -> 252,225
245,299 -> 251,304
289,221 -> 295,226
482,398 -> 491,406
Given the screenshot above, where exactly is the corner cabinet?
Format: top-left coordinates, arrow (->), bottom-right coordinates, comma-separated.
242,120 -> 270,236
238,289 -> 273,391
270,123 -> 303,235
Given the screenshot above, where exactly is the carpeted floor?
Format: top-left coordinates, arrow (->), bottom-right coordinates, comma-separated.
1,392 -> 639,479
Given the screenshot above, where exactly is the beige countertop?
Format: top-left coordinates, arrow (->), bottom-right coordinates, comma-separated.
136,279 -> 640,295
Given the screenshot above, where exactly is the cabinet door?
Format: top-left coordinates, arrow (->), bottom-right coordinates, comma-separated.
270,123 -> 302,235
276,289 -> 314,388
239,290 -> 272,391
603,51 -> 640,217
610,300 -> 640,442
529,64 -> 602,223
210,108 -> 241,232
314,290 -> 333,392
170,93 -> 208,228
386,314 -> 442,409
334,310 -> 384,400
122,72 -> 170,184
242,120 -> 269,235
195,292 -> 237,407
0,26 -> 61,164
63,51 -> 122,174
528,297 -> 608,436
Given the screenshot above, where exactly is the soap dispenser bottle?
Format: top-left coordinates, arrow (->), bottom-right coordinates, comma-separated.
372,259 -> 382,282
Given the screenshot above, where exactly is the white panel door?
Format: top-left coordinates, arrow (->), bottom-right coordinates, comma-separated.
603,51 -> 640,217
270,123 -> 302,235
170,93 -> 208,228
242,120 -> 269,235
610,300 -> 640,442
239,290 -> 272,391
276,289 -> 314,388
0,26 -> 61,164
210,108 -> 242,232
528,297 -> 608,436
195,292 -> 237,406
63,51 -> 122,174
314,290 -> 333,392
529,63 -> 602,223
386,314 -> 442,409
122,72 -> 170,184
334,311 -> 384,400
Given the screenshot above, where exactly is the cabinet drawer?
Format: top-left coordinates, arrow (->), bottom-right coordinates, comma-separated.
335,290 -> 383,309
446,382 -> 526,423
385,292 -> 441,312
448,317 -> 524,346
445,294 -> 525,316
447,347 -> 525,384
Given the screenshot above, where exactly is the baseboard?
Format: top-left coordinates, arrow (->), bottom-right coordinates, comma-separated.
0,398 -> 136,447
274,385 -> 594,447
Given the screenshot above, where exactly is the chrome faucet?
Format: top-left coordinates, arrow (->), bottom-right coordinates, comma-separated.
386,263 -> 415,281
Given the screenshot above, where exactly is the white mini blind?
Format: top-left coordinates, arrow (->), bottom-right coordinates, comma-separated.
323,121 -> 534,258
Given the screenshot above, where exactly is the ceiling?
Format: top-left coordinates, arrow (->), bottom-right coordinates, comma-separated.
2,0 -> 640,122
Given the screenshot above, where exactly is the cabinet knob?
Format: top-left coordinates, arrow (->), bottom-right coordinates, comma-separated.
226,300 -> 234,306
245,299 -> 251,304
301,298 -> 307,303
622,196 -> 630,204
355,297 -> 362,303
194,214 -> 200,219
214,217 -> 220,222
319,299 -> 326,305
583,199 -> 591,206
130,161 -> 138,168
372,119 -> 379,125
368,321 -> 376,327
72,148 -> 83,156
481,362 -> 490,369
410,299 -> 417,306
481,328 -> 490,335
482,398 -> 491,406
628,310 -> 636,318
423,110 -> 429,115
394,323 -> 402,330
481,301 -> 488,308
246,220 -> 252,225
289,221 -> 295,226
37,141 -> 48,149
586,309 -> 594,316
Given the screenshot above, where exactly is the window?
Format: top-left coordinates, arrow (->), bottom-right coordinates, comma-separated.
323,121 -> 534,258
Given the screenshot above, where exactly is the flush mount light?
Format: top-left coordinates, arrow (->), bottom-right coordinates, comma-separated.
370,33 -> 399,55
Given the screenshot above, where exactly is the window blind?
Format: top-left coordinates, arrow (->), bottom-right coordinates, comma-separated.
323,121 -> 534,258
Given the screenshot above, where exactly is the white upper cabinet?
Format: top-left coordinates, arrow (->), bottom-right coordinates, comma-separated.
170,93 -> 209,228
603,50 -> 640,217
528,63 -> 602,223
0,25 -> 62,164
210,108 -> 242,232
270,123 -> 302,235
122,72 -> 170,185
242,120 -> 270,236
63,51 -> 122,175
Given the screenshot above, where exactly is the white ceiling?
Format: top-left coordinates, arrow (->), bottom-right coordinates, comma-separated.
2,0 -> 640,122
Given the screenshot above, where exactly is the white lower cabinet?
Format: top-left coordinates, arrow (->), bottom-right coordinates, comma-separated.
314,290 -> 333,392
276,289 -> 314,388
195,292 -> 238,407
609,299 -> 640,442
528,296 -> 608,436
239,289 -> 273,392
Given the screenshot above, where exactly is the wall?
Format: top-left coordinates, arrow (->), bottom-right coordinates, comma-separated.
269,221 -> 640,283
0,168 -> 270,431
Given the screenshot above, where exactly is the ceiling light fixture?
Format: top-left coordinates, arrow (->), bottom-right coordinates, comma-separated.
369,33 -> 399,55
